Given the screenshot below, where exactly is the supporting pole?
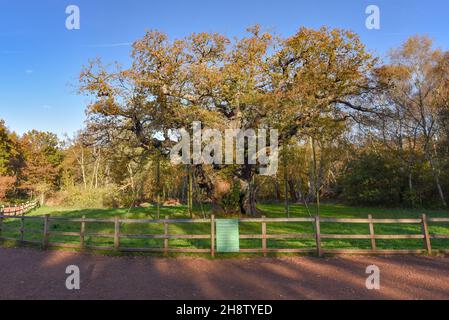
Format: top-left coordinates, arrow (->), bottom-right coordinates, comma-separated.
188,165 -> 193,218
114,216 -> 120,251
368,214 -> 376,251
311,136 -> 320,217
156,157 -> 161,219
164,215 -> 169,255
42,214 -> 50,249
210,215 -> 215,258
80,215 -> 86,249
262,216 -> 267,257
20,212 -> 25,242
315,215 -> 322,257
421,214 -> 432,255
283,154 -> 289,218
0,212 -> 3,238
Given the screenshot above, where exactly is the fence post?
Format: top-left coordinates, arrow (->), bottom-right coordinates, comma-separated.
20,212 -> 25,242
421,214 -> 432,255
0,212 -> 3,238
164,215 -> 169,255
315,216 -> 322,257
80,215 -> 86,249
114,216 -> 120,251
262,216 -> 267,257
368,214 -> 376,251
210,215 -> 215,258
42,214 -> 50,249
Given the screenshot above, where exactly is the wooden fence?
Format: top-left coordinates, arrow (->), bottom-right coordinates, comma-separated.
0,213 -> 449,257
0,200 -> 39,216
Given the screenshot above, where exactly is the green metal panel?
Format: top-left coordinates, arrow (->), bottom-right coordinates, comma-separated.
216,219 -> 240,252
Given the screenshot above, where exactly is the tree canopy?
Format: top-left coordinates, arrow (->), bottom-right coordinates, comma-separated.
2,26 -> 449,213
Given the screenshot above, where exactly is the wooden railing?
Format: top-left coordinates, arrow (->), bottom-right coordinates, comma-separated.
0,200 -> 39,216
0,213 -> 448,256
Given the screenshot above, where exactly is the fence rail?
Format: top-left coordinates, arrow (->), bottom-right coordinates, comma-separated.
0,213 -> 448,257
0,200 -> 39,216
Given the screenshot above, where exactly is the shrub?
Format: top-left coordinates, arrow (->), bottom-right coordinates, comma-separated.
48,185 -> 123,208
0,176 -> 16,201
219,182 -> 241,214
340,152 -> 403,206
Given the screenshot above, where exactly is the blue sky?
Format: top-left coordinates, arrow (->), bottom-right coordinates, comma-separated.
0,0 -> 448,137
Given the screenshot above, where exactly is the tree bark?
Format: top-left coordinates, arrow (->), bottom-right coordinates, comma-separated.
311,136 -> 320,216
156,157 -> 161,218
283,155 -> 289,217
188,165 -> 193,218
195,164 -> 260,216
238,176 -> 260,216
429,157 -> 447,207
274,181 -> 281,201
288,180 -> 298,202
424,138 -> 447,207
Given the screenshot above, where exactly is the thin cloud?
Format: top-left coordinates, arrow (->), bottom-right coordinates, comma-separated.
25,69 -> 33,74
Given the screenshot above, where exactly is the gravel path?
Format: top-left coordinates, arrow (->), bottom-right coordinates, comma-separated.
1,247 -> 448,299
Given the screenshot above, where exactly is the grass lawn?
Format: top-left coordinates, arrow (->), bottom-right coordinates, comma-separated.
1,203 -> 449,254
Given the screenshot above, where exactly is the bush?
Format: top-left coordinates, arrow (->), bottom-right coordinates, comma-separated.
219,182 -> 241,214
0,176 -> 16,201
340,152 -> 403,206
48,185 -> 124,208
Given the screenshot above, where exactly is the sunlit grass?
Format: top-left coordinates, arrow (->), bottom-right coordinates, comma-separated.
1,203 -> 448,253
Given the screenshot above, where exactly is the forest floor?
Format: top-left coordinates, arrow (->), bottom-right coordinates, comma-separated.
1,203 -> 448,252
0,246 -> 448,299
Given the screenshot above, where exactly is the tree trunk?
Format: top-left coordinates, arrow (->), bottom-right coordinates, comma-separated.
274,181 -> 281,201
75,147 -> 87,190
40,192 -> 45,206
430,160 -> 447,207
408,171 -> 415,207
195,164 -> 260,216
425,144 -> 447,207
288,180 -> 298,203
181,166 -> 188,203
188,165 -> 193,218
238,177 -> 259,216
311,137 -> 320,217
283,156 -> 289,217
156,157 -> 161,219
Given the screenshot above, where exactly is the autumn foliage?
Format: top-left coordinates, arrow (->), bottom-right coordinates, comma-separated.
1,26 -> 449,212
0,176 -> 16,201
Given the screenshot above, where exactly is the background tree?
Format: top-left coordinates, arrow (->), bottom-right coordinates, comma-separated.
0,120 -> 22,202
376,36 -> 449,207
19,130 -> 63,203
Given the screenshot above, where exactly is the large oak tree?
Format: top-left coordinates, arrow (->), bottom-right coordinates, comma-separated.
79,26 -> 378,215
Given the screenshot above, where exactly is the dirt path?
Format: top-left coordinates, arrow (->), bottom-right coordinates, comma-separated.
0,247 -> 448,299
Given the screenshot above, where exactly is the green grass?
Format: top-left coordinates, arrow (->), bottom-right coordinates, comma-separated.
1,203 -> 449,254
